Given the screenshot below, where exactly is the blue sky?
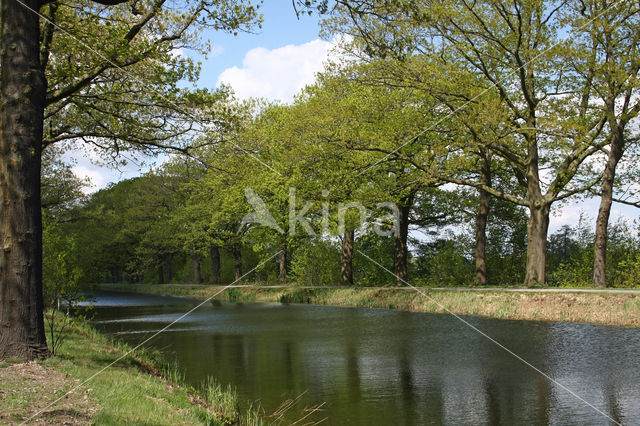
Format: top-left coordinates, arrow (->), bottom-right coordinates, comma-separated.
196,1 -> 324,89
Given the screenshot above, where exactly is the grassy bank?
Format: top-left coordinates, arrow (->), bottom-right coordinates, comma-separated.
94,283 -> 640,328
0,315 -> 260,425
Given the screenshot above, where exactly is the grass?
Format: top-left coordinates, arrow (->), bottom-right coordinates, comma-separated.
93,283 -> 640,328
0,315 -> 263,425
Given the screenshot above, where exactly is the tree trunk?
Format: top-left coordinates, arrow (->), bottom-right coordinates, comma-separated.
164,254 -> 172,283
593,128 -> 624,287
110,267 -> 120,283
524,203 -> 550,286
394,202 -> 411,285
158,263 -> 165,284
341,228 -> 354,285
232,246 -> 242,282
0,0 -> 50,360
210,245 -> 220,285
279,243 -> 287,285
475,188 -> 490,287
475,155 -> 491,286
190,252 -> 202,284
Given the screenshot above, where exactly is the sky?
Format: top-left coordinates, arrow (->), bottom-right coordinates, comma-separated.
68,1 -> 638,233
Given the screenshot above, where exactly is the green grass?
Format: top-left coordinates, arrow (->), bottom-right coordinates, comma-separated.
47,320 -> 224,425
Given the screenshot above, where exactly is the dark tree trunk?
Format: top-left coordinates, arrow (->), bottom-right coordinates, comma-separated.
341,228 -> 354,285
524,202 -> 550,286
593,128 -> 624,287
190,252 -> 202,284
279,243 -> 287,285
394,202 -> 411,285
0,0 -> 50,360
164,254 -> 172,283
209,245 -> 220,285
475,188 -> 490,287
232,246 -> 242,282
158,264 -> 165,284
475,152 -> 491,286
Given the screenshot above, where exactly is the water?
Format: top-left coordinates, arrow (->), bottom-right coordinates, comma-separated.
87,291 -> 640,424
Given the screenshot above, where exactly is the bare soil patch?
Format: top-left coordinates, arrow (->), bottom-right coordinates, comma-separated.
0,361 -> 97,425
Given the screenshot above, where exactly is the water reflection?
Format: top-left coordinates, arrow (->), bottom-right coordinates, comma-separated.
89,291 -> 640,425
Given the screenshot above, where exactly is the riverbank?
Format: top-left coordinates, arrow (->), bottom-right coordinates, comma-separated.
0,315 -> 260,425
94,283 -> 640,327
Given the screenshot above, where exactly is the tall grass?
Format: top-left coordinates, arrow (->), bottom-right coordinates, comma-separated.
200,377 -> 263,425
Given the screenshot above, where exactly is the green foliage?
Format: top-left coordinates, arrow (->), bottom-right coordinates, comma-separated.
43,218 -> 84,300
290,239 -> 341,286
552,249 -> 595,288
485,200 -> 528,286
548,215 -> 595,287
619,255 -> 640,288
42,0 -> 262,162
41,147 -> 89,220
42,216 -> 86,355
548,217 -> 640,287
414,233 -> 474,287
605,220 -> 640,287
353,233 -> 395,286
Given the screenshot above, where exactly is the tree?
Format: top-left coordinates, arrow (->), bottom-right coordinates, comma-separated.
0,0 -> 51,358
41,151 -> 88,355
179,137 -> 256,283
79,179 -> 147,282
318,0 -> 609,286
131,171 -> 185,283
566,1 -> 640,287
297,68 -> 452,284
0,0 -> 261,360
41,148 -> 88,220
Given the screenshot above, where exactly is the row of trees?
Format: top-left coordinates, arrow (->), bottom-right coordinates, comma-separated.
48,158 -> 640,289
46,0 -> 640,292
48,49 -> 640,290
305,0 -> 640,288
72,0 -> 639,291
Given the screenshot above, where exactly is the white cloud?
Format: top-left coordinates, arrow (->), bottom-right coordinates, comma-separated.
217,39 -> 336,103
73,165 -> 104,194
